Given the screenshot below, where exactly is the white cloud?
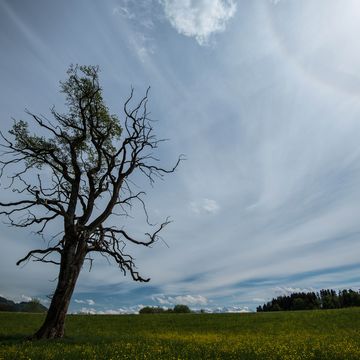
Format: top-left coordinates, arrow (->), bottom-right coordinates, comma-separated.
38,297 -> 50,305
77,304 -> 144,315
160,0 -> 237,45
273,287 -> 315,296
223,306 -> 251,313
206,306 -> 251,313
190,198 -> 219,214
202,198 -> 220,213
74,299 -> 85,304
74,299 -> 95,305
21,294 -> 32,302
152,294 -> 209,306
79,307 -> 97,315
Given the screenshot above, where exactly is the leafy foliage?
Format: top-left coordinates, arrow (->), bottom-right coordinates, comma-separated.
172,304 -> 191,313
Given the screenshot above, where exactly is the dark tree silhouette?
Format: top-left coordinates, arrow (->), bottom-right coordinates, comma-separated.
256,288 -> 360,312
0,65 -> 182,339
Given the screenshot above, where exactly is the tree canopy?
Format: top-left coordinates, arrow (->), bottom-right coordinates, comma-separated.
256,288 -> 360,312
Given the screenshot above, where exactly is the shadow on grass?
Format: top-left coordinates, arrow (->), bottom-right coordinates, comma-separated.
0,334 -> 29,344
0,334 -> 84,346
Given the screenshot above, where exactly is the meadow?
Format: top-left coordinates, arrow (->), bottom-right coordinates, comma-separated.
1,308 -> 360,359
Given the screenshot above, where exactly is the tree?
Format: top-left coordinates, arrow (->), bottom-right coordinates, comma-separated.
0,65 -> 181,339
139,306 -> 165,314
138,304 -> 191,314
320,289 -> 340,309
173,304 -> 191,313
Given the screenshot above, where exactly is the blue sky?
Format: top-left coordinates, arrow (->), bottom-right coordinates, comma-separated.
1,0 -> 360,314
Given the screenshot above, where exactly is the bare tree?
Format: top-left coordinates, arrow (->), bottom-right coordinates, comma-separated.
0,65 -> 181,339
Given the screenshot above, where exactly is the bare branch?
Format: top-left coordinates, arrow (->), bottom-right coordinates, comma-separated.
0,66 -> 181,339
16,246 -> 62,266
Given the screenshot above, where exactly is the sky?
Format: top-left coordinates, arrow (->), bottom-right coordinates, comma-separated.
1,0 -> 360,314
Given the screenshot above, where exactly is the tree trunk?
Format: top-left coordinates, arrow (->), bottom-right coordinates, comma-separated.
31,241 -> 86,339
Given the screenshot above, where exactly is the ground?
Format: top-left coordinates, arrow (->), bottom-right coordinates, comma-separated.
1,308 -> 360,359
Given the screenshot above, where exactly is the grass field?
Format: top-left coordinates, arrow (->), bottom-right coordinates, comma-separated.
1,308 -> 360,359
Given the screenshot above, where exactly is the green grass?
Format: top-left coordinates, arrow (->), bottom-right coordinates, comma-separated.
1,308 -> 360,359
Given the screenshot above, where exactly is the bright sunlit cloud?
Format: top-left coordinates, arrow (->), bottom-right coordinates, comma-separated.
160,0 -> 237,45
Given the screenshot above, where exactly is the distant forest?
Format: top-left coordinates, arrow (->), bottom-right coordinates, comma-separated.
139,305 -> 191,314
257,289 -> 360,312
0,296 -> 47,313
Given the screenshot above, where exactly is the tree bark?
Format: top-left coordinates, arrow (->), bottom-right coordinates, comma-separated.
31,240 -> 86,339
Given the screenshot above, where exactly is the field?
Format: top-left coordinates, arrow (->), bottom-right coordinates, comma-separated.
1,308 -> 360,359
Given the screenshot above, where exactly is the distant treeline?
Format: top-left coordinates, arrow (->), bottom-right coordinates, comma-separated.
257,289 -> 360,312
139,304 -> 191,314
0,296 -> 47,313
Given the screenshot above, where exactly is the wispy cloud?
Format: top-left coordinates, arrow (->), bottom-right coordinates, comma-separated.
113,0 -> 157,28
20,294 -> 32,302
152,294 -> 209,306
79,307 -> 97,314
160,0 -> 237,45
112,0 -> 237,61
74,299 -> 95,305
129,33 -> 155,63
273,286 -> 315,296
113,6 -> 135,19
112,0 -> 158,62
190,198 -> 219,214
78,304 -> 144,315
